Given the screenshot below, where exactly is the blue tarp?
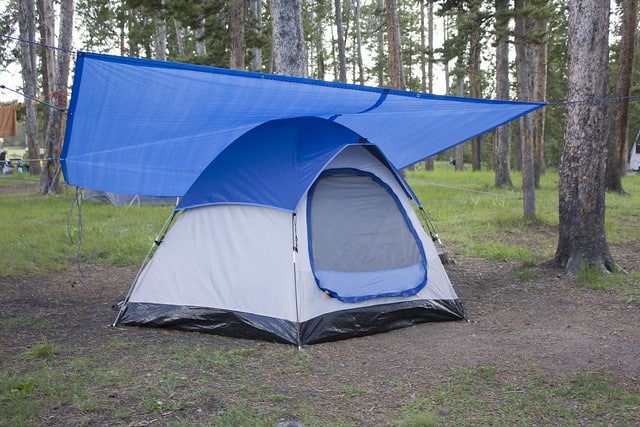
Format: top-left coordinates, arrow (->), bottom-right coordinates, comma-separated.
61,52 -> 545,203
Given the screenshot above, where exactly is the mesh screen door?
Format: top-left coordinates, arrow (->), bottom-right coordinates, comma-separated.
307,169 -> 427,302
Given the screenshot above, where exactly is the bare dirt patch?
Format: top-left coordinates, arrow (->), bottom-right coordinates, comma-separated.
2,239 -> 639,425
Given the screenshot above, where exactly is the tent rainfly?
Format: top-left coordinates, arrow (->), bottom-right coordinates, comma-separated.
61,52 -> 545,344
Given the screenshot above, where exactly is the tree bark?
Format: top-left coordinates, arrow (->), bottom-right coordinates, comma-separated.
515,0 -> 536,219
385,0 -> 405,89
310,2 -> 325,79
335,0 -> 347,82
533,12 -> 548,188
270,0 -> 306,77
41,0 -> 74,195
249,0 -> 263,72
155,0 -> 167,61
555,0 -> 617,273
494,0 -> 512,187
468,1 -> 482,171
376,0 -> 385,86
37,0 -> 54,141
173,20 -> 185,57
229,0 -> 245,70
17,0 -> 41,175
605,0 -> 637,194
454,63 -> 464,171
354,0 -> 365,85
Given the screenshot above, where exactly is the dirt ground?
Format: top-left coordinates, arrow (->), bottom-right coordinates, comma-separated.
1,180 -> 640,425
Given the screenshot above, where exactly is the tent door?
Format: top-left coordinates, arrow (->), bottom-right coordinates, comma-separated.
306,168 -> 427,303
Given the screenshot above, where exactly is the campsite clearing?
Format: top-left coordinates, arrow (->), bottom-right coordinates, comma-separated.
2,237 -> 639,423
1,178 -> 639,426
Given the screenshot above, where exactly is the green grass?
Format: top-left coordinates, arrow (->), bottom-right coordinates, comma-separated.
394,366 -> 640,427
0,181 -> 173,278
1,163 -> 638,279
5,341 -> 637,427
408,163 -> 640,265
1,165 -> 639,426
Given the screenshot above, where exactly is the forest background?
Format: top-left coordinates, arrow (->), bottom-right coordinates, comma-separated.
0,0 -> 637,273
1,0 -> 638,172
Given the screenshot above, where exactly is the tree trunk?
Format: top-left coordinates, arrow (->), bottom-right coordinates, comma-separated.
249,0 -> 263,72
17,0 -> 41,175
468,2 -> 482,171
515,0 -> 536,219
420,0 -> 435,171
555,0 -> 617,273
311,2 -> 325,80
533,13 -> 548,188
195,24 -> 206,57
230,0 -> 245,70
454,66 -> 464,171
419,0 -> 427,92
270,0 -> 306,77
427,0 -> 434,92
354,0 -> 365,85
376,0 -> 385,86
154,0 -> 167,61
174,20 -> 185,57
335,0 -> 347,82
41,0 -> 74,195
385,0 -> 405,89
605,0 -> 637,194
494,0 -> 512,187
37,0 -> 54,140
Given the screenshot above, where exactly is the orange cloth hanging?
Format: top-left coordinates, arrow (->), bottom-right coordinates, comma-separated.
0,104 -> 18,138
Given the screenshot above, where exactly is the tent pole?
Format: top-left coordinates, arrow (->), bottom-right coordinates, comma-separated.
291,212 -> 303,348
418,206 -> 451,265
112,210 -> 179,326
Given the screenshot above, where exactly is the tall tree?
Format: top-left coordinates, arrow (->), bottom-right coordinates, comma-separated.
532,0 -> 548,187
421,0 -> 435,171
467,0 -> 483,171
605,0 -> 637,194
514,0 -> 536,219
37,0 -> 54,141
493,0 -> 512,187
40,0 -> 74,195
555,0 -> 617,273
270,0 -> 306,77
17,0 -> 40,175
335,0 -> 347,82
155,0 -> 167,60
376,0 -> 385,86
353,0 -> 365,84
385,0 -> 405,89
248,0 -> 262,71
229,0 -> 245,69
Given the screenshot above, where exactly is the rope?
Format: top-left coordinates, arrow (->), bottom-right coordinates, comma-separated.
1,33 -> 77,54
3,33 -> 640,108
4,157 -> 59,163
66,187 -> 87,285
545,95 -> 640,106
0,85 -> 67,112
407,178 -> 524,201
0,172 -> 69,186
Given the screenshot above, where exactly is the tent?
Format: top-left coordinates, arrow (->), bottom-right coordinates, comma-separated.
630,141 -> 640,174
61,53 -> 545,344
113,117 -> 464,344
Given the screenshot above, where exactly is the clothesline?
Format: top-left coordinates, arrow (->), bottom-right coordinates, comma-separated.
1,33 -> 77,54
0,85 -> 67,112
3,33 -> 640,107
